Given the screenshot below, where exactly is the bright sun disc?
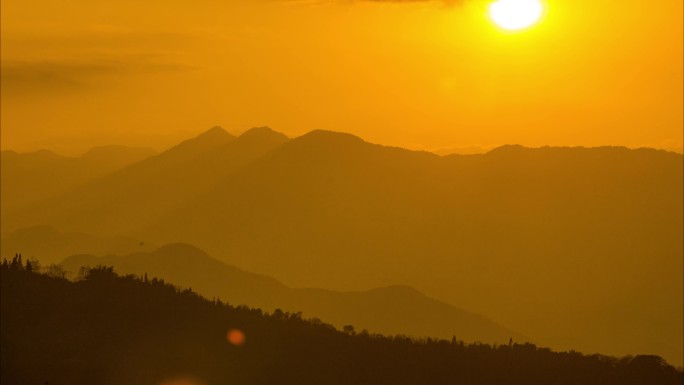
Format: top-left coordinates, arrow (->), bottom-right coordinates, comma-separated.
489,0 -> 544,31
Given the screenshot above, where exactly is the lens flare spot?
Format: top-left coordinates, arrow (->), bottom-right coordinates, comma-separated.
227,328 -> 246,346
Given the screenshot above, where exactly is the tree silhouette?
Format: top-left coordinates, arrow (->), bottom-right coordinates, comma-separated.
1,264 -> 681,385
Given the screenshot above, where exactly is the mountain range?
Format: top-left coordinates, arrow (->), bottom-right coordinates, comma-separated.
59,243 -> 524,344
1,145 -> 155,215
1,126 -> 681,365
1,226 -> 157,265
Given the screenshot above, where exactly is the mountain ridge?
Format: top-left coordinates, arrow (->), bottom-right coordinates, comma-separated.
2,127 -> 682,364
59,242 -> 525,344
0,145 -> 156,214
1,126 -> 289,235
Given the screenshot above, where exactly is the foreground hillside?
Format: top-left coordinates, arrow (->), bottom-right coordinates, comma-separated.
59,243 -> 524,345
2,262 -> 681,385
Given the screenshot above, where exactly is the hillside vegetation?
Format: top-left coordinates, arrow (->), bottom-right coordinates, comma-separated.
2,259 -> 681,385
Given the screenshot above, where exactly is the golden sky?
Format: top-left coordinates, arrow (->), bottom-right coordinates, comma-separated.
1,0 -> 682,154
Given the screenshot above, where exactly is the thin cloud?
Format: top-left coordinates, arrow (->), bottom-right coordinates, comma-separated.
1,58 -> 194,96
1,61 -> 118,93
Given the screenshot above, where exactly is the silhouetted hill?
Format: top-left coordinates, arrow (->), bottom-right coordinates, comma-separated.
140,125 -> 236,166
1,226 -> 155,265
2,263 -> 681,385
3,129 -> 682,364
0,145 -> 155,213
62,243 -> 287,309
239,126 -> 289,143
60,243 -> 523,344
288,285 -> 524,344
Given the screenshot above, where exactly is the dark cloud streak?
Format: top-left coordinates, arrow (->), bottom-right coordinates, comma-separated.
1,59 -> 194,97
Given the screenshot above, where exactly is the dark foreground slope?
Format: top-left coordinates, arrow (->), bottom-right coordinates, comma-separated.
2,263 -> 681,385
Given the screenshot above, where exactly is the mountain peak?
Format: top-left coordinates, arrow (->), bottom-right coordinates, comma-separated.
263,130 -> 368,162
161,127 -> 236,159
300,129 -> 364,143
8,149 -> 64,161
239,126 -> 289,142
487,144 -> 527,155
283,130 -> 367,153
197,126 -> 234,140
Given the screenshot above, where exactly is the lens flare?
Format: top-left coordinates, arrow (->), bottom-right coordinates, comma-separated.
227,329 -> 246,346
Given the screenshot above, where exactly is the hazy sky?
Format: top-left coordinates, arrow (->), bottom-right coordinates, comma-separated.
1,0 -> 682,154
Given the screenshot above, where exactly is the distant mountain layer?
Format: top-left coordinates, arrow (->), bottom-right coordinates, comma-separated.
2,126 -> 288,234
1,226 -> 155,265
60,243 -> 523,345
2,127 -> 682,365
1,145 -> 156,213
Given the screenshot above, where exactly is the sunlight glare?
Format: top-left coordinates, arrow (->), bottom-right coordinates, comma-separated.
489,0 -> 544,31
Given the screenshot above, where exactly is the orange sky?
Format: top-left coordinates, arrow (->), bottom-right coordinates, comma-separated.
1,0 -> 682,154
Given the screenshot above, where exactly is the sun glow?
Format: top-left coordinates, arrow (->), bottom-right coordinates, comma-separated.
489,0 -> 545,31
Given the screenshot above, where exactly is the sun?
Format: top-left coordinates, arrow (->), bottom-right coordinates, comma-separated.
489,0 -> 545,31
